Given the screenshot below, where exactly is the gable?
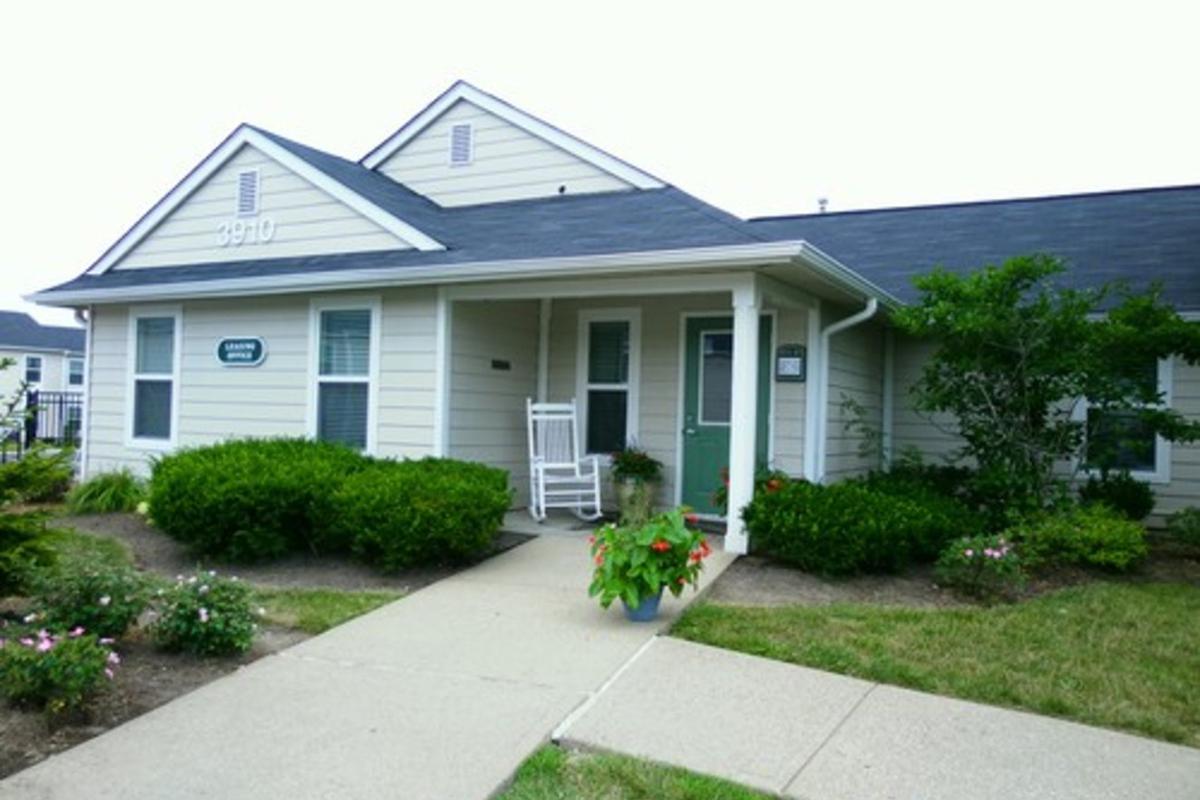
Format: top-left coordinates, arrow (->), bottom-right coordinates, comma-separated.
115,144 -> 417,270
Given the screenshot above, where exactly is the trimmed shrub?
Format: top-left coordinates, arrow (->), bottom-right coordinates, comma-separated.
152,570 -> 256,656
329,458 -> 511,572
1078,472 -> 1155,521
1012,505 -> 1148,571
66,469 -> 147,514
0,446 -> 74,503
1166,507 -> 1200,549
35,562 -> 150,639
148,438 -> 370,561
935,533 -> 1024,600
861,471 -> 984,559
0,513 -> 55,595
886,459 -> 975,501
0,630 -> 117,714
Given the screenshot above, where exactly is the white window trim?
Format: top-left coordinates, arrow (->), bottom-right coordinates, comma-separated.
68,358 -> 85,387
235,168 -> 260,218
448,123 -> 474,166
307,295 -> 381,454
1074,356 -> 1173,484
576,308 -> 641,457
125,304 -> 182,451
24,355 -> 42,385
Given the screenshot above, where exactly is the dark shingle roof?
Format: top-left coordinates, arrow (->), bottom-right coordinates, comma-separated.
0,312 -> 84,351
748,185 -> 1200,310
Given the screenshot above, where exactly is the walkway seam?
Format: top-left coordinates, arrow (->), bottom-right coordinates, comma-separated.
550,635 -> 661,742
779,682 -> 879,794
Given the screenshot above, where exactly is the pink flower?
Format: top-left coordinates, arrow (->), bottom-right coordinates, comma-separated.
68,626 -> 85,637
198,608 -> 210,624
99,637 -> 115,645
99,595 -> 112,607
104,668 -> 114,680
36,638 -> 54,652
964,549 -> 974,558
107,651 -> 121,666
18,637 -> 34,647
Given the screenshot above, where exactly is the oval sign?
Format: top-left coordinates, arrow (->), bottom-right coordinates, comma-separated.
215,337 -> 266,367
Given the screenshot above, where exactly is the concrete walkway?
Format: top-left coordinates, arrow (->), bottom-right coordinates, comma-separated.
558,637 -> 1200,800
1,536 -> 735,800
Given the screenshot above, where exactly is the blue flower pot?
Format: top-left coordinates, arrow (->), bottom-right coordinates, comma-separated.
622,589 -> 664,622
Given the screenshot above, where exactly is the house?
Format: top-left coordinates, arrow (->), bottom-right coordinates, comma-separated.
0,311 -> 86,399
28,81 -> 1200,550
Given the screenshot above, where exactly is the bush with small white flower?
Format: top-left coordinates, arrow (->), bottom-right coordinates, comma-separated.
34,562 -> 151,639
935,533 -> 1025,600
151,570 -> 256,656
0,627 -> 119,715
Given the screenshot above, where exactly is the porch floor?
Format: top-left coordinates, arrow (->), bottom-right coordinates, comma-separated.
501,509 -> 600,538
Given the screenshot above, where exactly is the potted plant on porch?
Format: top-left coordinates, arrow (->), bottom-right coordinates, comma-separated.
610,446 -> 663,527
588,508 -> 712,622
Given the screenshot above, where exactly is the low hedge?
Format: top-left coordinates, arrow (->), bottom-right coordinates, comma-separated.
148,439 -> 511,569
743,474 -> 983,576
1010,504 -> 1148,572
329,459 -> 511,571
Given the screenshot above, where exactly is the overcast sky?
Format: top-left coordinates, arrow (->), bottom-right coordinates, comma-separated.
3,0 -> 1197,326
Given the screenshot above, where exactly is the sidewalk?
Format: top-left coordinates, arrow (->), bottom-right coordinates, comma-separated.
0,536 -> 735,800
558,636 -> 1200,800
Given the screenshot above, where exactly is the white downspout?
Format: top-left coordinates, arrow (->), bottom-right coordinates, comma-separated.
814,297 -> 879,483
881,327 -> 895,469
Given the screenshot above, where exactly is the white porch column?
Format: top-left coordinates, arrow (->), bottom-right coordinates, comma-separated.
537,298 -> 552,402
725,282 -> 762,554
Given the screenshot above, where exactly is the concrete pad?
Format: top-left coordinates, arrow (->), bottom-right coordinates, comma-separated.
559,638 -> 873,793
2,652 -> 582,800
787,683 -> 1200,800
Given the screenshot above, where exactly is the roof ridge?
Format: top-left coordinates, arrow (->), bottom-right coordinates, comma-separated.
749,182 -> 1200,222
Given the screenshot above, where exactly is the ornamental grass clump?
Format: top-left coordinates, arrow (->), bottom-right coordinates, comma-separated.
152,570 -> 257,656
65,469 -> 147,514
935,533 -> 1025,600
0,628 -> 119,715
588,508 -> 712,611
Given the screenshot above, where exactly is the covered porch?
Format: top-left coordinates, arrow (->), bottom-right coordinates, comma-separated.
437,270 -> 880,553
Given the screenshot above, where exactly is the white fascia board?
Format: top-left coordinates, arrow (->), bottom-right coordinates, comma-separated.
360,81 -> 664,190
86,126 -> 443,275
30,242 -> 807,307
796,242 -> 904,310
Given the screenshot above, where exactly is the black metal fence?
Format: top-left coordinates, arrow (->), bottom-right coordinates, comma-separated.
24,390 -> 84,448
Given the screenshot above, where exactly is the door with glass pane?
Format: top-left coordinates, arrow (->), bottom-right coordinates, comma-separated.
680,315 -> 771,515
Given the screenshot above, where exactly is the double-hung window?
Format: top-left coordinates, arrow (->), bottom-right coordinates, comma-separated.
129,310 -> 179,446
577,310 -> 640,455
1080,357 -> 1172,482
24,356 -> 41,385
68,358 -> 84,386
312,299 -> 377,451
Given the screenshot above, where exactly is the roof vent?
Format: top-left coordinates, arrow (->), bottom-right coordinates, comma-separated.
236,169 -> 260,217
450,124 -> 473,166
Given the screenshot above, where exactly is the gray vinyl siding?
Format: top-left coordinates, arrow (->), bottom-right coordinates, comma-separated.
376,100 -> 633,207
447,300 -> 540,506
116,145 -> 411,270
890,335 -> 1200,521
771,304 -> 810,478
84,289 -> 438,477
823,317 -> 886,480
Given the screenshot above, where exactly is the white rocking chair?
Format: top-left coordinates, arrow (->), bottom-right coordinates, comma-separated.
526,398 -> 603,522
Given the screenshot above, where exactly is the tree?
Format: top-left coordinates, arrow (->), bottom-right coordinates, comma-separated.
894,254 -> 1200,519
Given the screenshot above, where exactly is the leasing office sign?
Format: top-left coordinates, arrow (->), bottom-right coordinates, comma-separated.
215,337 -> 267,367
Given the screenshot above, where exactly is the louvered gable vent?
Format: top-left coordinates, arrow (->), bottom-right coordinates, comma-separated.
449,123 -> 472,165
236,169 -> 260,216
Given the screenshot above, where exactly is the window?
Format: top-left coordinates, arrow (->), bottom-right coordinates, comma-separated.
236,169 -> 259,217
68,358 -> 84,386
24,356 -> 42,384
449,123 -> 473,165
311,300 -> 377,451
129,311 -> 178,445
577,310 -> 640,455
698,331 -> 733,424
1081,357 -> 1172,482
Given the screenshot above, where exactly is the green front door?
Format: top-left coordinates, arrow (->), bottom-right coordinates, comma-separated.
680,315 -> 772,515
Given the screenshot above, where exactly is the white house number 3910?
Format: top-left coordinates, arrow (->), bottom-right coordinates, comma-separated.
217,218 -> 276,247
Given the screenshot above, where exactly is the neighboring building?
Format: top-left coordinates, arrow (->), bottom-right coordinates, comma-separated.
0,311 -> 86,399
28,81 -> 1200,549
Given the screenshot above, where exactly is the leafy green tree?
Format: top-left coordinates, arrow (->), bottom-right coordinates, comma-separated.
895,254 -> 1200,519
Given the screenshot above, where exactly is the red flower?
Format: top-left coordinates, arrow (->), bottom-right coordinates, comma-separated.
684,513 -> 699,525
676,576 -> 687,585
594,554 -> 604,565
700,538 -> 712,556
587,534 -> 596,545
689,551 -> 703,563
650,540 -> 671,552
766,479 -> 782,492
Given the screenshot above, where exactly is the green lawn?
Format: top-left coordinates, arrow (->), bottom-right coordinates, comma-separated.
497,746 -> 768,800
252,587 -> 403,634
674,582 -> 1200,747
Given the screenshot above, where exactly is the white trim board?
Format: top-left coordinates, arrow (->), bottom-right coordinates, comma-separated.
124,304 -> 183,452
87,126 -> 444,275
576,308 -> 642,457
360,80 -> 664,190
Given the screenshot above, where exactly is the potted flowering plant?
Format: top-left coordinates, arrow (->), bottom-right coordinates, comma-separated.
588,507 -> 712,621
610,446 -> 663,527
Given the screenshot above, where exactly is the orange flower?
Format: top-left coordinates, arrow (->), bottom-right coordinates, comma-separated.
684,513 -> 699,525
676,576 -> 687,585
650,540 -> 671,552
699,538 -> 712,556
766,479 -> 782,492
594,554 -> 604,565
689,551 -> 703,563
